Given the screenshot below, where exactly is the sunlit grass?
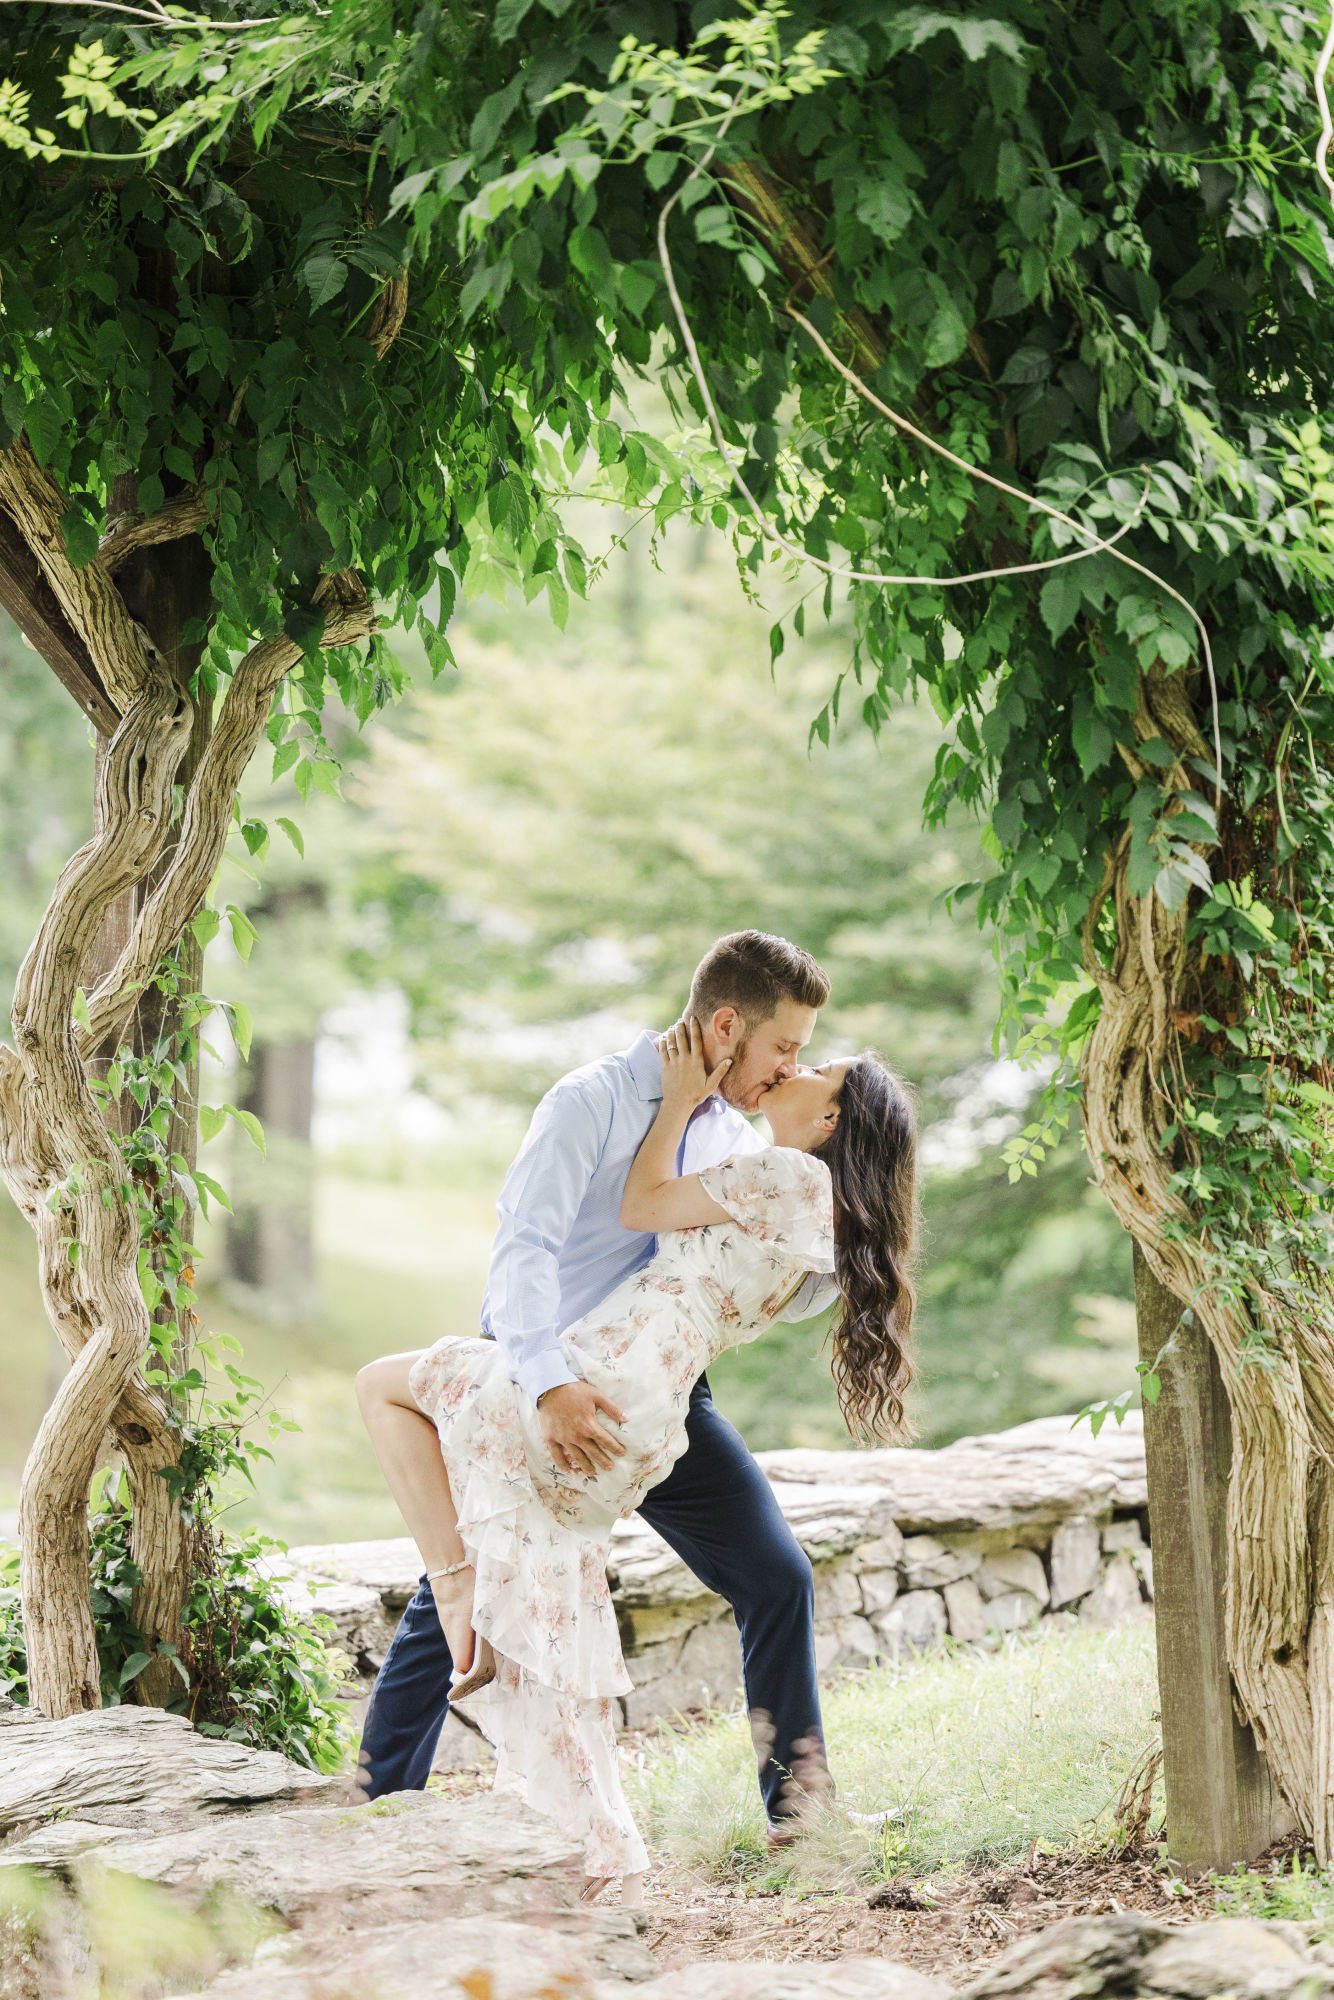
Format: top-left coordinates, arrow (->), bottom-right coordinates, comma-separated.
627,1622 -> 1161,1885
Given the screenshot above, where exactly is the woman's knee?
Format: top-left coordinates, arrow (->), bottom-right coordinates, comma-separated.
354,1359 -> 384,1417
355,1352 -> 416,1416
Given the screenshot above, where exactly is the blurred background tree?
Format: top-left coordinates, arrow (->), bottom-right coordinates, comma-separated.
0,517 -> 1133,1543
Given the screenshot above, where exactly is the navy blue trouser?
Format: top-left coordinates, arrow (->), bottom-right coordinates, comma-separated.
356,1375 -> 826,1822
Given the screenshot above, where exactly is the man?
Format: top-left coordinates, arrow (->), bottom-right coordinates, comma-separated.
358,929 -> 835,1835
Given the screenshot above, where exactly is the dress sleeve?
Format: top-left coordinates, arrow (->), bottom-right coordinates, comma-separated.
697,1148 -> 836,1272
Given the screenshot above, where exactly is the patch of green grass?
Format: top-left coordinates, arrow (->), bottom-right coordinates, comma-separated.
627,1622 -> 1162,1885
1214,1853 -> 1334,1938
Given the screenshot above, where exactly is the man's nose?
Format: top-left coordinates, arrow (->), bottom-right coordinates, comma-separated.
774,1056 -> 798,1081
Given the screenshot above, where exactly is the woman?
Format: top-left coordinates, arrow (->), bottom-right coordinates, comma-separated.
357,1025 -> 918,1899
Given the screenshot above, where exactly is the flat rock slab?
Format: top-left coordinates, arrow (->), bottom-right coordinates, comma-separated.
2,1818 -> 153,1867
173,1910 -> 656,1997
0,1708 -> 337,1835
1139,1919 -> 1328,2000
765,1414 -> 1147,1534
285,1484 -> 904,1616
46,1791 -> 584,1932
274,1538 -> 425,1609
599,1961 -> 950,2000
957,1912 -> 1329,2000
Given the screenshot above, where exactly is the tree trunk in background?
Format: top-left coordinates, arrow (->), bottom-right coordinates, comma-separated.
1134,1244 -> 1291,1867
226,1032 -> 317,1320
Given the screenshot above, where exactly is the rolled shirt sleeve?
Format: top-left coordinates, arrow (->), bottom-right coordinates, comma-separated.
774,1271 -> 839,1322
483,1076 -> 612,1408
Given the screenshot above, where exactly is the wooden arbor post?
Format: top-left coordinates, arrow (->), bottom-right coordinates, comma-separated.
1133,1242 -> 1292,1868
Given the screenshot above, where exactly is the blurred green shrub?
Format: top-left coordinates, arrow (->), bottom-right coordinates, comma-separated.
0,1856 -> 274,1998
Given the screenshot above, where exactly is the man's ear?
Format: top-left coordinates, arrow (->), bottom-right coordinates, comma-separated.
711,1006 -> 743,1050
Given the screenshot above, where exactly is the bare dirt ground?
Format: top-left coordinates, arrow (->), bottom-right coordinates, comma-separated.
429,1758 -> 1306,1988
638,1845 -> 1220,1984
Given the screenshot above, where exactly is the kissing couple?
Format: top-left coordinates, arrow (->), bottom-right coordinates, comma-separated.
355,930 -> 919,1902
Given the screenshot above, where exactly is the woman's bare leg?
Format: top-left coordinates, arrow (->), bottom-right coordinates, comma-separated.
355,1351 -> 475,1672
360,1353 -> 615,1894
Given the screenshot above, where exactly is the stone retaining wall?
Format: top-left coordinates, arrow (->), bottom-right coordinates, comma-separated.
274,1413 -> 1151,1733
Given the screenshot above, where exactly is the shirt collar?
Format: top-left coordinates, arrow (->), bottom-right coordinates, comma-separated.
624,1029 -> 731,1116
626,1030 -> 664,1102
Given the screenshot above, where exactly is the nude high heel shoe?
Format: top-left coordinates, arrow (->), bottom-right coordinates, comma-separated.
450,1635 -> 497,1703
427,1559 -> 498,1702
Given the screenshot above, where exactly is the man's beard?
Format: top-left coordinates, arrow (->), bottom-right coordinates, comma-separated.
718,1033 -> 753,1107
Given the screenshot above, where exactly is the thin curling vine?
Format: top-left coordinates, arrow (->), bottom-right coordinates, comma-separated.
79,946 -> 291,1491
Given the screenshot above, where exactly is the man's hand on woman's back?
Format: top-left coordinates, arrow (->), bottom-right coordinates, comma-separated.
537,1380 -> 628,1477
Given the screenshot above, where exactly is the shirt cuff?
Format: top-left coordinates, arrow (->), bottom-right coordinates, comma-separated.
518,1347 -> 580,1408
776,1273 -> 838,1322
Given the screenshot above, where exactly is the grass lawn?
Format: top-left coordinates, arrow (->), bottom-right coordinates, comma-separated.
628,1622 -> 1163,1885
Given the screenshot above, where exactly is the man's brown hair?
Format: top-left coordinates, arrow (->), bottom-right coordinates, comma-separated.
688,931 -> 830,1029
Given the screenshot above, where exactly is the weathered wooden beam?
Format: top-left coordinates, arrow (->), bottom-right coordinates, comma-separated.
1134,1241 -> 1293,1869
0,504 -> 118,732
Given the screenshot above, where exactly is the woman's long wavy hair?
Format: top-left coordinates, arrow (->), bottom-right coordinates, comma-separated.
813,1053 -> 921,1441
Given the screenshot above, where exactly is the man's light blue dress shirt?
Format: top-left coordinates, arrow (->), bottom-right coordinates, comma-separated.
480,1029 -> 834,1407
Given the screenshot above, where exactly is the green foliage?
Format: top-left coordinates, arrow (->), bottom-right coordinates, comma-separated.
0,1540 -> 23,1703
0,625 -> 93,1022
0,1843 -> 276,1994
3,0 -> 1334,1435
176,1525 -> 354,1772
1073,1351 -> 1165,1439
1213,1851 -> 1334,1937
913,1139 -> 1136,1445
331,523 -> 997,1110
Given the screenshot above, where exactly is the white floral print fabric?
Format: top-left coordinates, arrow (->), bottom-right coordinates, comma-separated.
408,1146 -> 835,1879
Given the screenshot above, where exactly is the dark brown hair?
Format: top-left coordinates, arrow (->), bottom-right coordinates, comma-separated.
689,930 -> 830,1029
814,1053 -> 920,1441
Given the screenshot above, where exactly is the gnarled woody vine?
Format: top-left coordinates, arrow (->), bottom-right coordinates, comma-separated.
0,430 -> 375,1714
6,1 -> 1334,1859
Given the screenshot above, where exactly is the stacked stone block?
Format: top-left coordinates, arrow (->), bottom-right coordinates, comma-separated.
272,1411 -> 1153,1731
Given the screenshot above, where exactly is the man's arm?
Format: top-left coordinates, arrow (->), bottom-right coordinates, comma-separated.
485,1076 -> 628,1476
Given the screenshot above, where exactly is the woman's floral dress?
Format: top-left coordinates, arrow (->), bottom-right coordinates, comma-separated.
408,1146 -> 836,1878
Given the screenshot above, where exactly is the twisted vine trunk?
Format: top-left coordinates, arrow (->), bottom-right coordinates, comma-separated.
104,515 -> 214,1708
0,426 -> 378,1716
1079,659 -> 1334,1859
0,674 -> 193,1711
